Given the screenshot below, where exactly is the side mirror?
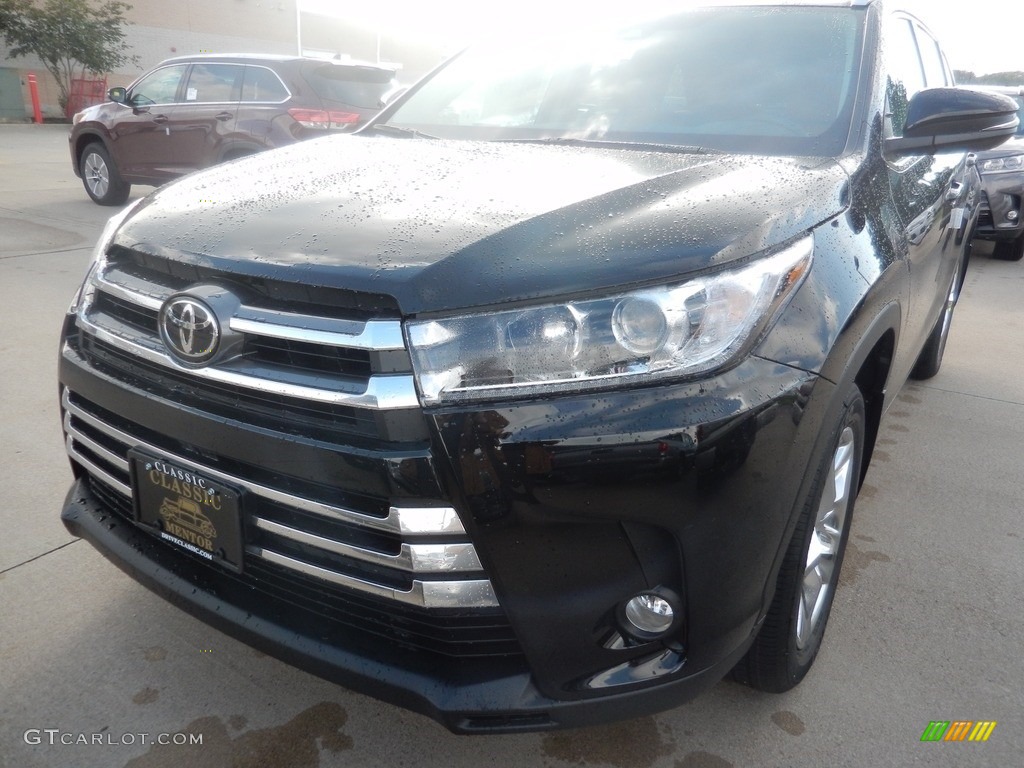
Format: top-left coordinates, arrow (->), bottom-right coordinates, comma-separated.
884,87 -> 1019,155
108,87 -> 127,105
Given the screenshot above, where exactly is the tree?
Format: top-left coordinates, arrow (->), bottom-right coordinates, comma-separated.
1,0 -> 138,112
955,70 -> 1024,86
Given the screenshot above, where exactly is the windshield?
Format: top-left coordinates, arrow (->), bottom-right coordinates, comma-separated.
385,7 -> 865,156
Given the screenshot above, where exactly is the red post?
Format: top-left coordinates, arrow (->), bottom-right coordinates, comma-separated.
27,73 -> 44,124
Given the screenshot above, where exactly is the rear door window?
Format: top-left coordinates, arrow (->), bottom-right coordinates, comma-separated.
184,63 -> 242,104
241,66 -> 290,103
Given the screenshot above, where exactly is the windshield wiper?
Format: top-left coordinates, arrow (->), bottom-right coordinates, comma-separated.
498,137 -> 713,154
365,123 -> 438,139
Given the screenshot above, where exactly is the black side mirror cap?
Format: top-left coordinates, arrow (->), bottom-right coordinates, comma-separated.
108,87 -> 127,104
884,87 -> 1019,156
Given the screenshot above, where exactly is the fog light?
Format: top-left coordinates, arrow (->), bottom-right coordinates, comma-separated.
623,593 -> 675,637
1007,210 -> 1019,223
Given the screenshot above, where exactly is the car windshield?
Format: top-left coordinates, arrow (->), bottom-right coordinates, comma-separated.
384,6 -> 865,156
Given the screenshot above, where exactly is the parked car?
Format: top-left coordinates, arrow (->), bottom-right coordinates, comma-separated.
968,85 -> 1024,260
69,54 -> 398,205
58,2 -> 1017,732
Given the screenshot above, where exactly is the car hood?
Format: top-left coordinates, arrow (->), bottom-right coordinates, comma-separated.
114,135 -> 850,315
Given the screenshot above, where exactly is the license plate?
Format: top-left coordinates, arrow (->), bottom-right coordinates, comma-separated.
129,450 -> 244,573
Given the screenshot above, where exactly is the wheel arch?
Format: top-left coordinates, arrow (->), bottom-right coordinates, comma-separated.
822,300 -> 901,487
218,141 -> 264,164
752,300 -> 900,628
72,129 -> 112,170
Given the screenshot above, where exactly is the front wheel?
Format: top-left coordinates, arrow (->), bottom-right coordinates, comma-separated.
80,143 -> 130,206
732,384 -> 865,693
993,233 -> 1024,261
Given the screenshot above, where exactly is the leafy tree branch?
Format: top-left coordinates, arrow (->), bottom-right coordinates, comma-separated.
1,0 -> 138,111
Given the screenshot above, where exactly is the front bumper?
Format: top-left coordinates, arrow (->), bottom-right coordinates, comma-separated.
974,179 -> 1024,241
60,305 -> 825,731
63,477 -> 748,732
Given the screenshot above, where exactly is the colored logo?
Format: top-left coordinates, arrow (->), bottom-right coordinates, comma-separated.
920,721 -> 997,742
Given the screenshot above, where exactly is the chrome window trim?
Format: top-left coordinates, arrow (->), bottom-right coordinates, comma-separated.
125,61 -> 294,108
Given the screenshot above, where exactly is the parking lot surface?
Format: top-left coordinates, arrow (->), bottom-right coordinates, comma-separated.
1,124 -> 1021,768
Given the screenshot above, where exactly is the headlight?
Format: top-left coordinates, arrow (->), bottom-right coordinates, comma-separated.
68,198 -> 143,314
980,154 -> 1024,174
407,235 -> 813,404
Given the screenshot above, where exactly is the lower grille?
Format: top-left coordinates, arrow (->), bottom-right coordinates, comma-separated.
63,388 -> 521,659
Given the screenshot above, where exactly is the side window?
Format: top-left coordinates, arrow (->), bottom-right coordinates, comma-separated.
915,28 -> 949,88
130,65 -> 189,106
884,17 -> 925,138
184,64 -> 241,103
241,66 -> 289,103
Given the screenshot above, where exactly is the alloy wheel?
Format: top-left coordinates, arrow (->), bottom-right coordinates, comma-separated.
796,425 -> 855,650
83,152 -> 110,200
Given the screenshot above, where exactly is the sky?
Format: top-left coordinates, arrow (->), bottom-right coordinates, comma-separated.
899,0 -> 1023,75
300,0 -> 1023,76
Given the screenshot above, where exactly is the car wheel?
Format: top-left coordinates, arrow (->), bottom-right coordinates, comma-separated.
909,260 -> 963,380
80,143 -> 130,206
993,233 -> 1024,261
731,384 -> 864,693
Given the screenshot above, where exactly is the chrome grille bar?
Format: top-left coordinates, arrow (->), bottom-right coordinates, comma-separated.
65,435 -> 131,497
252,517 -> 483,573
96,266 -> 407,350
61,387 -> 461,536
64,410 -> 130,474
61,388 -> 495,608
248,547 -> 499,609
72,317 -> 420,410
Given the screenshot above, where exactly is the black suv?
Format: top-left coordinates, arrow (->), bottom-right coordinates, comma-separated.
58,2 -> 1016,732
970,85 -> 1024,260
69,54 -> 398,205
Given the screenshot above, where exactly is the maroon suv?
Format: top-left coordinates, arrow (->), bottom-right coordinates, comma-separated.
70,53 -> 398,205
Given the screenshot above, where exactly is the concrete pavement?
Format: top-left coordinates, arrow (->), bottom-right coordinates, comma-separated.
1,123 -> 1021,768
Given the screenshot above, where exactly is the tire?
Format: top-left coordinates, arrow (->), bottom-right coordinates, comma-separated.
993,234 -> 1024,261
79,143 -> 130,206
731,384 -> 865,693
910,259 -> 963,380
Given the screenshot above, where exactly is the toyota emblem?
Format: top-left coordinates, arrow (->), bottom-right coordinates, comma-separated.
160,296 -> 220,365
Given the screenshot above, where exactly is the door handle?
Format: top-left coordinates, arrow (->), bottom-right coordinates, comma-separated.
215,112 -> 233,122
152,114 -> 168,125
